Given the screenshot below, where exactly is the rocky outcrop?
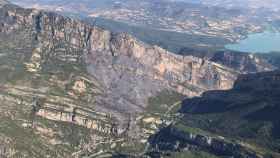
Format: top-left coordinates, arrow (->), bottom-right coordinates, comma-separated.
36,107 -> 118,135
0,83 -> 127,136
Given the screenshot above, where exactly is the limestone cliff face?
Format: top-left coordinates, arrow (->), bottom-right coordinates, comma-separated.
0,3 -> 238,115
87,33 -> 238,113
36,107 -> 117,135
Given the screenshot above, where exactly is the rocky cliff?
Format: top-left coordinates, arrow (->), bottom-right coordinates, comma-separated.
0,1 -> 241,157
0,2 -> 238,116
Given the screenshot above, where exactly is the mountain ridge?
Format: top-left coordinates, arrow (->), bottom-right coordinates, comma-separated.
1,1 -> 280,157
0,2 -> 239,111
0,2 -> 243,157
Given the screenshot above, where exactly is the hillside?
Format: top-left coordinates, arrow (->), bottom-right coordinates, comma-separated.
179,71 -> 280,154
0,1 -> 241,157
148,71 -> 280,158
1,0 -> 280,157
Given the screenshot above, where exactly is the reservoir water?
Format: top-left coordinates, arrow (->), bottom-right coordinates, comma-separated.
225,31 -> 280,53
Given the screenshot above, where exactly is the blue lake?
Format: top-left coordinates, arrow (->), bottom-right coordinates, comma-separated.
225,31 -> 280,53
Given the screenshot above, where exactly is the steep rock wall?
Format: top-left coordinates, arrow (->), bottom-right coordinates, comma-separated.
0,3 -> 238,117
